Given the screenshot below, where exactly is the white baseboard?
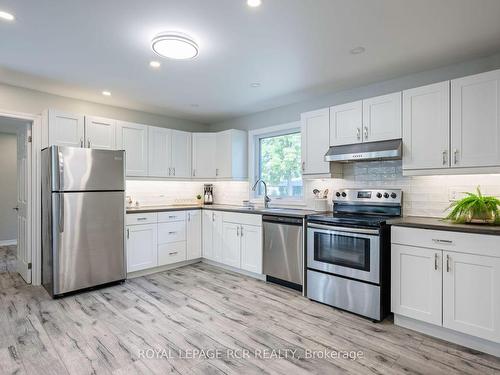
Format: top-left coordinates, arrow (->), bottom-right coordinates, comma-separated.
0,239 -> 17,247
394,314 -> 500,357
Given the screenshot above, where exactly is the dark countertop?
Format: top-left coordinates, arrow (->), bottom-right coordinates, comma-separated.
126,204 -> 321,218
389,216 -> 500,236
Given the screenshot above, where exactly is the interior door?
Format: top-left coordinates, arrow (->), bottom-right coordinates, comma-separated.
16,123 -> 32,283
85,116 -> 116,150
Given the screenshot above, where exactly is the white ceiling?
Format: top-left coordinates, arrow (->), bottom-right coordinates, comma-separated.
1,0 -> 500,124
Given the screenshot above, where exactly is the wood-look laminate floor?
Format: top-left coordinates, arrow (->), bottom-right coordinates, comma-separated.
0,245 -> 499,374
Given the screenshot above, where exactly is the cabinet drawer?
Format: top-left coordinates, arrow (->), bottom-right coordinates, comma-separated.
392,226 -> 500,257
158,221 -> 186,244
126,213 -> 157,225
158,211 -> 186,223
158,242 -> 187,265
223,212 -> 262,227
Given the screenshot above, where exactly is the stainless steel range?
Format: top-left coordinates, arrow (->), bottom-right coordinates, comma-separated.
306,188 -> 402,321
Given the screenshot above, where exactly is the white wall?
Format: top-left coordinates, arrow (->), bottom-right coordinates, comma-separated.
0,83 -> 207,131
210,52 -> 500,131
0,132 -> 17,242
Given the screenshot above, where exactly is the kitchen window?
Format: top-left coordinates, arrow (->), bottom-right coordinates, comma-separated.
252,124 -> 303,201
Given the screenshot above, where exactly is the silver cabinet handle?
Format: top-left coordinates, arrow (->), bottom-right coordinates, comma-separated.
446,254 -> 451,272
168,167 -> 171,176
87,139 -> 91,148
193,169 -> 196,177
80,138 -> 84,148
364,126 -> 368,140
58,194 -> 64,233
13,206 -> 19,211
212,212 -> 215,222
168,215 -> 177,219
236,226 -> 240,237
137,217 -> 148,221
169,251 -> 178,256
434,253 -> 438,270
442,150 -> 448,165
127,228 -> 130,239
302,161 -> 305,171
240,225 -> 243,237
356,128 -> 361,140
168,231 -> 177,235
215,168 -> 219,176
432,239 -> 453,245
173,167 -> 175,176
453,149 -> 459,164
188,212 -> 191,222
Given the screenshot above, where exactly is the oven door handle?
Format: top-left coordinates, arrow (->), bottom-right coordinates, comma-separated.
307,223 -> 380,235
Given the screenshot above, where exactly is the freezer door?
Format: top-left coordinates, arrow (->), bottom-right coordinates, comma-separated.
49,146 -> 125,191
52,191 -> 125,295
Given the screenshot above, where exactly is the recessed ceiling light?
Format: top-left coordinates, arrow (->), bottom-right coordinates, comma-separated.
151,32 -> 199,60
250,82 -> 261,88
247,0 -> 262,7
0,10 -> 15,21
149,61 -> 161,68
350,46 -> 366,55
102,91 -> 111,96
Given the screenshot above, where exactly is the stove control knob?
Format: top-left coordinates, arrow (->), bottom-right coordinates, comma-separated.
383,192 -> 390,199
391,192 -> 397,199
341,192 -> 347,198
376,192 -> 382,198
335,192 -> 341,197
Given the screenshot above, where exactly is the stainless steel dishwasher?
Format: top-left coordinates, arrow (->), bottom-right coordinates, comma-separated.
263,215 -> 304,291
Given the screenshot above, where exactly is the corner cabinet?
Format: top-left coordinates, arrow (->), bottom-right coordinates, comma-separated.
116,121 -> 148,177
301,108 -> 330,175
402,81 -> 450,171
192,133 -> 217,178
392,226 -> 500,351
451,69 -> 500,168
215,129 -> 248,179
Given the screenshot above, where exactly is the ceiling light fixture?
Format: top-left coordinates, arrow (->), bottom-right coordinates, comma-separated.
247,0 -> 262,7
151,32 -> 199,60
102,91 -> 111,96
0,10 -> 15,21
149,61 -> 161,68
350,46 -> 366,55
250,82 -> 261,88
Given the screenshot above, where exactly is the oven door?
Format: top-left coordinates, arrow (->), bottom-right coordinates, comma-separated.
307,223 -> 380,284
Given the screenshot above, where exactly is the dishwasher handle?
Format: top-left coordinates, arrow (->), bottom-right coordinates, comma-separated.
262,215 -> 303,226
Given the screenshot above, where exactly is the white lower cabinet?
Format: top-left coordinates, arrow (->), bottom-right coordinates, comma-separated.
126,223 -> 158,272
202,210 -> 223,262
443,251 -> 500,342
392,226 -> 500,345
187,210 -> 202,260
391,244 -> 442,325
240,224 -> 263,274
158,242 -> 186,266
222,222 -> 241,268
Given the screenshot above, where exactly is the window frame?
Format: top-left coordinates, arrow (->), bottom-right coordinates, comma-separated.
248,121 -> 305,206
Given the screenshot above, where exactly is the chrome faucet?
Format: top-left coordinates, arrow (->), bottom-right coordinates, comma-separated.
251,179 -> 271,208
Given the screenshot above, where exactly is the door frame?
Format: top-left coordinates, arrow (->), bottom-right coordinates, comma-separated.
0,109 -> 42,285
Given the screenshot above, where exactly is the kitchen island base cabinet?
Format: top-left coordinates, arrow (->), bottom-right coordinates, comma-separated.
126,224 -> 158,273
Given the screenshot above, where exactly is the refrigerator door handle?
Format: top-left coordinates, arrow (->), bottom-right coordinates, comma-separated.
58,150 -> 64,190
58,194 -> 65,233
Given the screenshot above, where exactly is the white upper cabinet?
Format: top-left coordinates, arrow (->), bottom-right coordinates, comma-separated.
171,130 -> 192,178
363,92 -> 401,142
148,126 -> 171,177
192,132 -> 217,178
403,81 -> 450,171
116,121 -> 148,177
47,109 -> 85,148
215,129 -> 247,179
443,251 -> 500,342
301,108 -> 330,175
84,116 -> 116,150
330,100 -> 363,145
451,69 -> 500,168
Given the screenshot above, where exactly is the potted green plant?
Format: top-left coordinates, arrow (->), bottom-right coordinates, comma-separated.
196,194 -> 203,205
445,186 -> 500,224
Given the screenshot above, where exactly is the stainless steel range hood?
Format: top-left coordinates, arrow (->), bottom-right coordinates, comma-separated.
324,139 -> 402,163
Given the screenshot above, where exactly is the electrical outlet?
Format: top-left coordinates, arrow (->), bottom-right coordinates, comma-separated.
449,189 -> 458,201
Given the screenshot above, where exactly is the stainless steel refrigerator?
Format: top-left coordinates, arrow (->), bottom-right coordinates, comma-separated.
41,146 -> 126,297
